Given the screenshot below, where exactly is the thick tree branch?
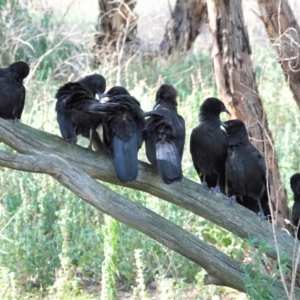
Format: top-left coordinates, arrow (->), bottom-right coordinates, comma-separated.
0,149 -> 246,292
0,144 -> 296,297
0,119 -> 298,270
0,118 -> 299,296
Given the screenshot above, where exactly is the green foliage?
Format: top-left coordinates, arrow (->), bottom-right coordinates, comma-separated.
0,0 -> 91,80
101,215 -> 119,300
132,249 -> 147,299
243,238 -> 289,300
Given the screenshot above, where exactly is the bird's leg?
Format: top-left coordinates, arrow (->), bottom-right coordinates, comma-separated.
201,174 -> 210,190
12,109 -> 20,123
66,135 -> 78,148
87,129 -> 93,150
257,199 -> 266,221
210,175 -> 223,195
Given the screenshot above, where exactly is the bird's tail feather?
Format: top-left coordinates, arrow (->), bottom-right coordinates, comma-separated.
156,141 -> 182,184
113,134 -> 138,183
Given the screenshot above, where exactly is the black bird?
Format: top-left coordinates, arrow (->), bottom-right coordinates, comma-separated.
55,74 -> 107,146
88,86 -> 144,183
190,97 -> 230,193
290,173 -> 300,239
0,61 -> 30,121
144,84 -> 185,184
223,119 -> 270,219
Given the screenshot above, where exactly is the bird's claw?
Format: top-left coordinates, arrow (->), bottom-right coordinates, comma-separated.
201,181 -> 210,191
258,211 -> 266,221
226,195 -> 236,206
210,186 -> 222,195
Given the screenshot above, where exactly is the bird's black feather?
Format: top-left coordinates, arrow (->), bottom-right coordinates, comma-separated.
55,74 -> 107,146
144,84 -> 185,184
223,119 -> 270,218
291,173 -> 300,239
78,74 -> 106,99
0,61 -> 29,120
87,86 -> 144,183
190,97 -> 229,192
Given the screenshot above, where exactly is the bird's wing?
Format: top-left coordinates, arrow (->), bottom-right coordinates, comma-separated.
15,86 -> 25,119
156,140 -> 183,184
250,145 -> 266,181
225,146 -> 247,196
55,96 -> 77,144
176,114 -> 185,160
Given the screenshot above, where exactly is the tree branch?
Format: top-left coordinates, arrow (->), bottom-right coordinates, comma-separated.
0,120 -> 298,266
0,149 -> 247,292
0,119 -> 299,297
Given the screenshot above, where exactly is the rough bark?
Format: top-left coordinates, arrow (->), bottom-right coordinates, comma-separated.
160,0 -> 207,54
257,0 -> 300,109
1,119 -> 300,296
94,0 -> 138,65
207,0 -> 290,231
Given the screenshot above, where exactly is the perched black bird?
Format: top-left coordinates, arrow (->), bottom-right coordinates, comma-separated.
190,97 -> 230,193
290,173 -> 300,239
144,84 -> 185,184
223,119 -> 270,219
88,86 -> 144,183
0,61 -> 30,120
55,74 -> 107,146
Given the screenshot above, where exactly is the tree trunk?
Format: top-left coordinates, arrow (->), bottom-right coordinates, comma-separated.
160,0 -> 207,54
207,0 -> 290,231
0,119 -> 299,298
94,0 -> 138,65
257,0 -> 300,109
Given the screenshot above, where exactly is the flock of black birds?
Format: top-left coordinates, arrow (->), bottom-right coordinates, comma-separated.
1,61 -> 300,238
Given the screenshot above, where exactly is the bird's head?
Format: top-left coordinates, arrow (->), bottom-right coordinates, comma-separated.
78,74 -> 106,100
99,86 -> 130,102
221,119 -> 247,137
200,97 -> 230,118
9,61 -> 30,82
290,173 -> 300,196
153,84 -> 178,110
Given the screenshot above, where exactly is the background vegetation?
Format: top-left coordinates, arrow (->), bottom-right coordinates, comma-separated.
0,0 -> 299,299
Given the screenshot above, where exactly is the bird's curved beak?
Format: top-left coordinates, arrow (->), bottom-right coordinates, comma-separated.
152,99 -> 160,110
220,121 -> 228,128
97,92 -> 103,101
99,93 -> 109,103
223,108 -> 231,115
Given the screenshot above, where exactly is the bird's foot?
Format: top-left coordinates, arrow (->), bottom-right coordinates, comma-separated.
87,143 -> 93,151
257,211 -> 266,221
210,185 -> 222,195
201,181 -> 210,191
13,118 -> 20,123
198,182 -> 209,193
66,136 -> 78,147
66,139 -> 77,148
226,195 -> 236,206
